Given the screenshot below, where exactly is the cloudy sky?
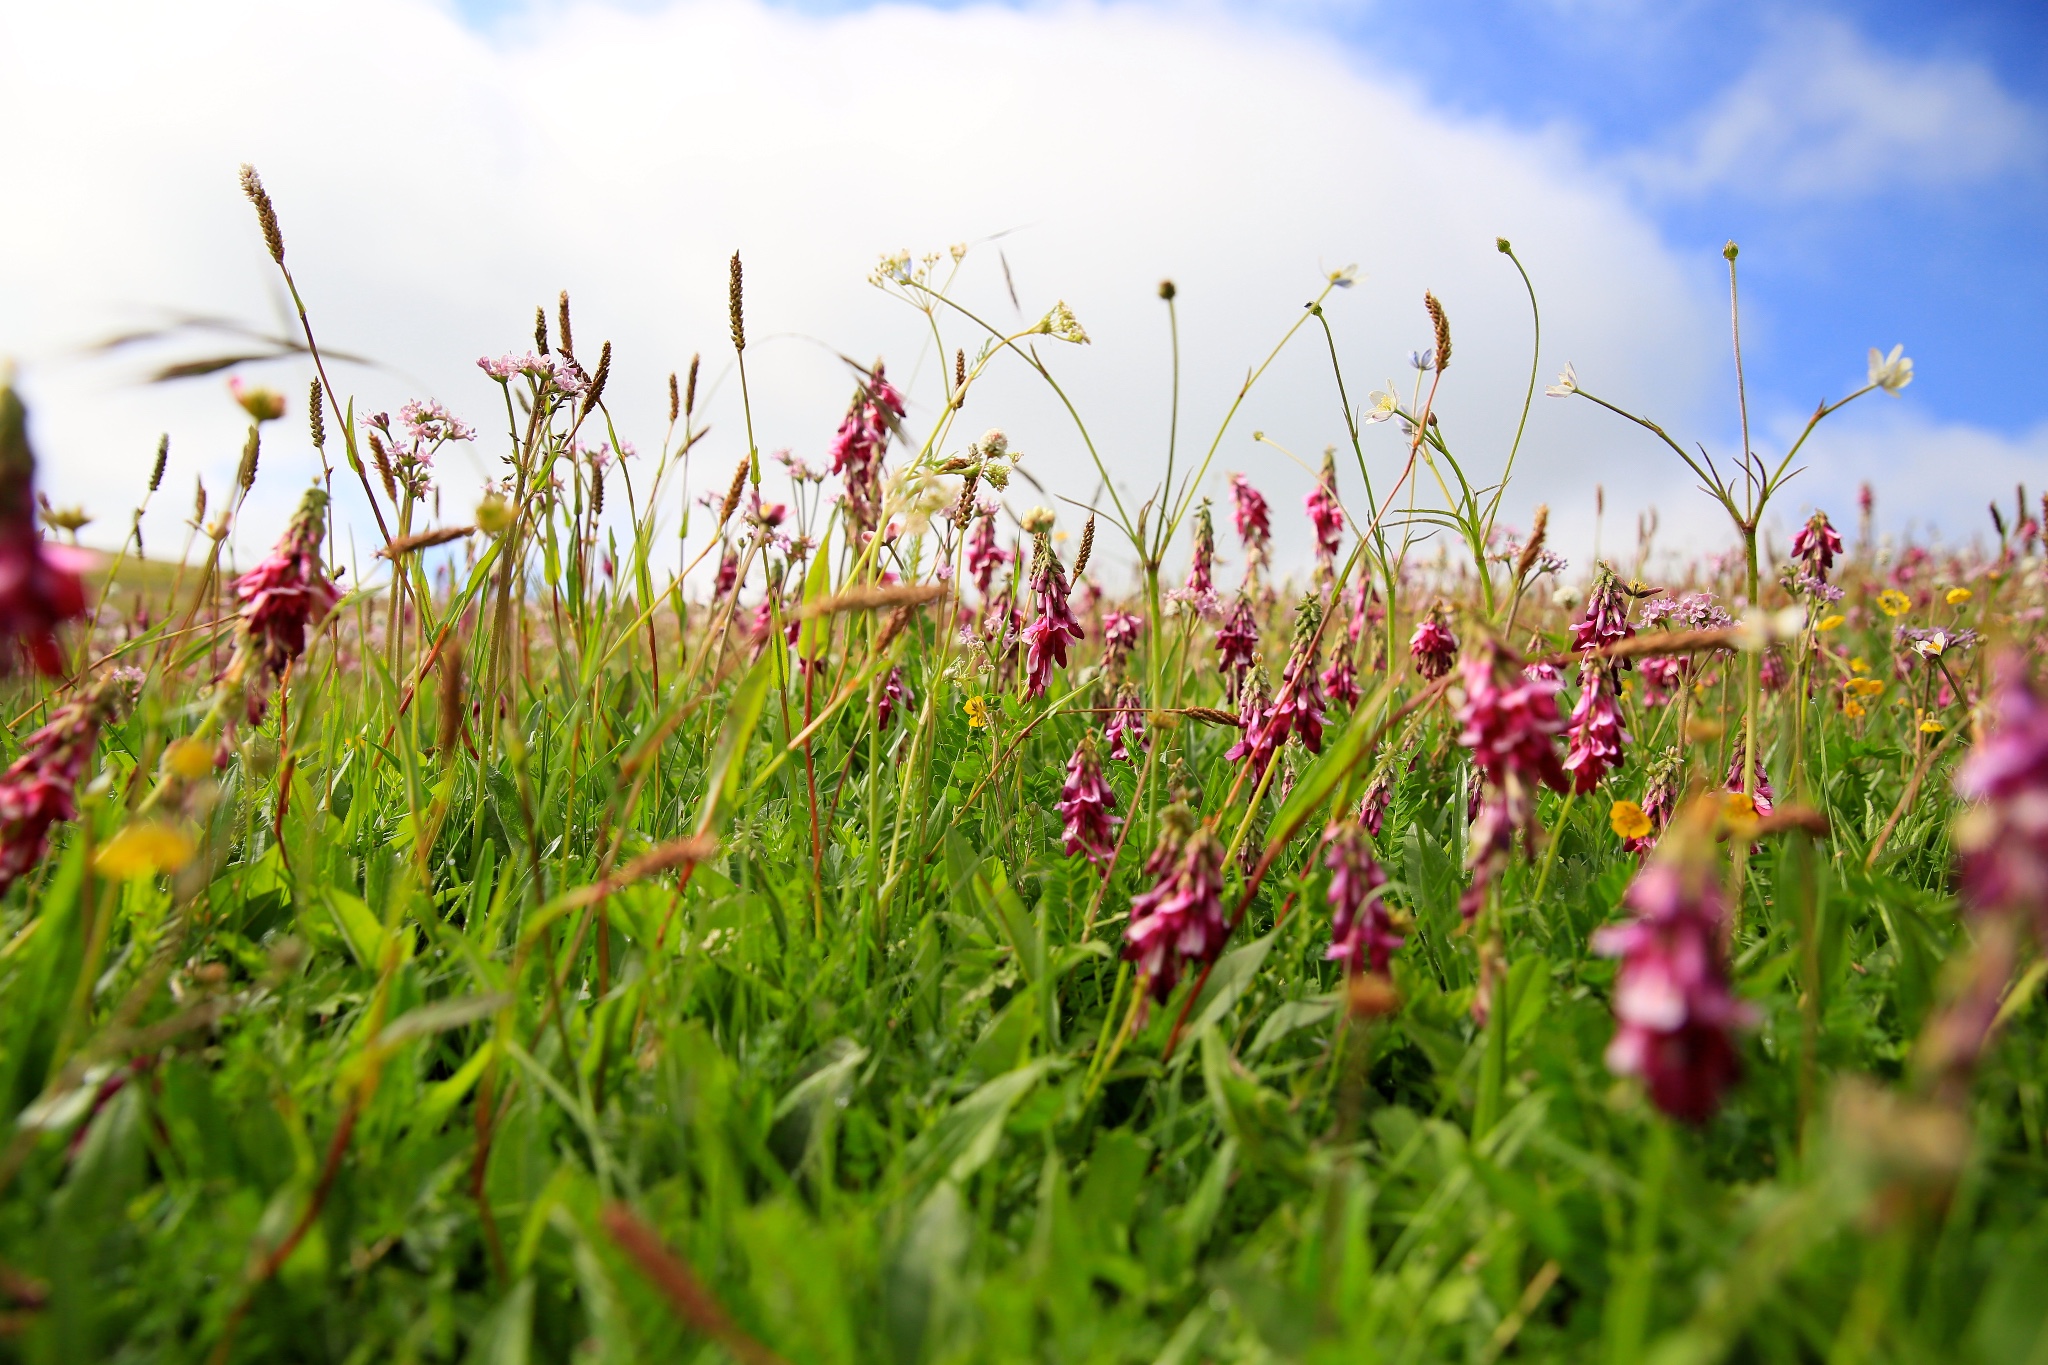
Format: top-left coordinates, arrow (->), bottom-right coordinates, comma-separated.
2,0 -> 2042,581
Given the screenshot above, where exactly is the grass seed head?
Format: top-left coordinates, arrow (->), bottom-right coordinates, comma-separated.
1425,290 -> 1451,373
238,164 -> 284,265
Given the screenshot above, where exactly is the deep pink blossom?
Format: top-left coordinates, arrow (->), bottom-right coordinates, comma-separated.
0,383 -> 88,674
1101,611 -> 1143,664
1593,852 -> 1754,1123
1358,771 -> 1392,837
1184,498 -> 1217,601
1022,535 -> 1084,699
1955,652 -> 2048,928
1215,594 -> 1259,676
1305,450 -> 1344,572
1323,822 -> 1401,975
713,548 -> 739,599
233,487 -> 340,683
1624,751 -> 1681,857
1229,599 -> 1327,770
1058,737 -> 1122,868
1457,645 -> 1569,795
1105,684 -> 1148,763
1563,663 -> 1630,795
1640,656 -> 1685,708
1759,648 -> 1788,694
1227,473 -> 1271,575
1409,611 -> 1457,682
0,675 -> 130,894
1571,564 -> 1635,657
966,501 -> 1008,598
1725,740 -> 1773,817
1124,812 -> 1227,1010
1320,648 -> 1360,707
1790,511 -> 1843,581
826,364 -> 907,530
878,666 -> 913,729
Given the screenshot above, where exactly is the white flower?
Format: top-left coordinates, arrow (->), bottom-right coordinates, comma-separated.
1328,263 -> 1358,288
1545,362 -> 1579,398
1038,301 -> 1090,345
1868,344 -> 1913,394
1364,389 -> 1399,424
881,466 -> 961,537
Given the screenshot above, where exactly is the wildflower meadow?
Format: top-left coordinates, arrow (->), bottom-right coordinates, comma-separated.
4,168 -> 2048,1363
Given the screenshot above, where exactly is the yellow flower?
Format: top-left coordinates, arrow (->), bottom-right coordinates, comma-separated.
1843,699 -> 1867,720
1722,792 -> 1760,828
95,822 -> 197,880
1919,720 -> 1944,735
1847,678 -> 1884,698
162,737 -> 214,781
1610,800 -> 1652,840
1946,587 -> 1973,606
964,696 -> 989,729
1850,656 -> 1870,673
1816,614 -> 1845,633
1877,589 -> 1911,617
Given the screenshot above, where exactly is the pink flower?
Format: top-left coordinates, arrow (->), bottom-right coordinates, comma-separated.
1058,737 -> 1122,868
1640,656 -> 1685,708
1358,771 -> 1392,836
1457,644 -> 1569,796
1955,652 -> 2048,927
1570,563 -> 1635,657
227,375 -> 286,423
0,674 -> 131,894
1105,684 -> 1148,763
1759,648 -> 1788,694
1790,510 -> 1843,581
1022,535 -> 1084,699
878,665 -> 914,729
714,549 -> 739,598
1563,662 -> 1630,795
1184,498 -> 1217,600
1124,811 -> 1227,1010
1215,594 -> 1259,676
1304,449 -> 1344,572
966,502 -> 1008,598
1624,751 -> 1681,856
1323,822 -> 1400,975
1409,612 -> 1458,682
233,487 -> 340,684
1228,473 -> 1270,574
1725,739 -> 1773,817
1101,610 -> 1143,665
1229,598 -> 1327,769
1320,648 -> 1360,708
0,384 -> 89,675
826,363 -> 906,531
1593,851 -> 1754,1123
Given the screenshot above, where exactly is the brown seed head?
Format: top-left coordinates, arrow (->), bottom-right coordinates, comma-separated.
952,467 -> 980,528
591,467 -> 605,517
668,372 -> 680,425
719,456 -> 748,526
367,430 -> 398,502
238,164 -> 284,265
684,354 -> 700,418
582,340 -> 611,416
1073,513 -> 1096,580
149,434 -> 168,493
727,252 -> 746,353
1424,291 -> 1451,373
237,427 -> 260,491
1514,504 -> 1548,584
534,306 -> 549,356
953,348 -> 966,408
557,290 -> 575,360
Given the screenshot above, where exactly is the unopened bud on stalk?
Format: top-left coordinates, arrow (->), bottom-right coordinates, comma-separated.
238,164 -> 284,265
1496,237 -> 1512,254
728,252 -> 746,353
718,457 -> 747,527
1020,505 -> 1055,536
1073,514 -> 1096,580
1723,240 -> 1740,261
557,290 -> 575,360
307,381 -> 324,449
237,427 -> 260,491
149,434 -> 168,493
1424,291 -> 1451,373
684,354 -> 699,418
1159,279 -> 1176,300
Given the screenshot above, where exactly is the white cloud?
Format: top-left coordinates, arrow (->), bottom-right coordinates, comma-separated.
1629,15 -> 2042,199
0,0 -> 2009,588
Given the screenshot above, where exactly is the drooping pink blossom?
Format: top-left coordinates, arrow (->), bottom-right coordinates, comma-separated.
233,486 -> 340,684
1570,563 -> 1635,658
826,363 -> 907,531
1790,511 -> 1843,582
1227,473 -> 1270,577
1323,822 -> 1401,975
1304,449 -> 1344,573
713,548 -> 739,599
1058,737 -> 1122,869
1759,648 -> 1788,694
878,666 -> 913,729
1563,662 -> 1630,795
1358,771 -> 1392,837
1229,598 -> 1327,770
1725,739 -> 1773,818
1022,534 -> 1084,699
1320,648 -> 1360,708
1124,812 -> 1227,1010
1101,610 -> 1143,667
1105,684 -> 1148,764
1954,652 -> 2048,930
0,675 -> 131,894
1457,644 -> 1569,796
1409,610 -> 1457,682
1215,594 -> 1260,677
1184,498 -> 1217,603
1593,849 -> 1754,1123
1640,656 -> 1685,708
0,381 -> 88,675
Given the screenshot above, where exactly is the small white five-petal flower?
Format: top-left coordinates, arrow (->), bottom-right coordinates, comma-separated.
1868,344 -> 1913,394
1545,362 -> 1579,398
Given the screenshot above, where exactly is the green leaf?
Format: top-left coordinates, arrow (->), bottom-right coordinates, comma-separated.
696,650 -> 776,836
